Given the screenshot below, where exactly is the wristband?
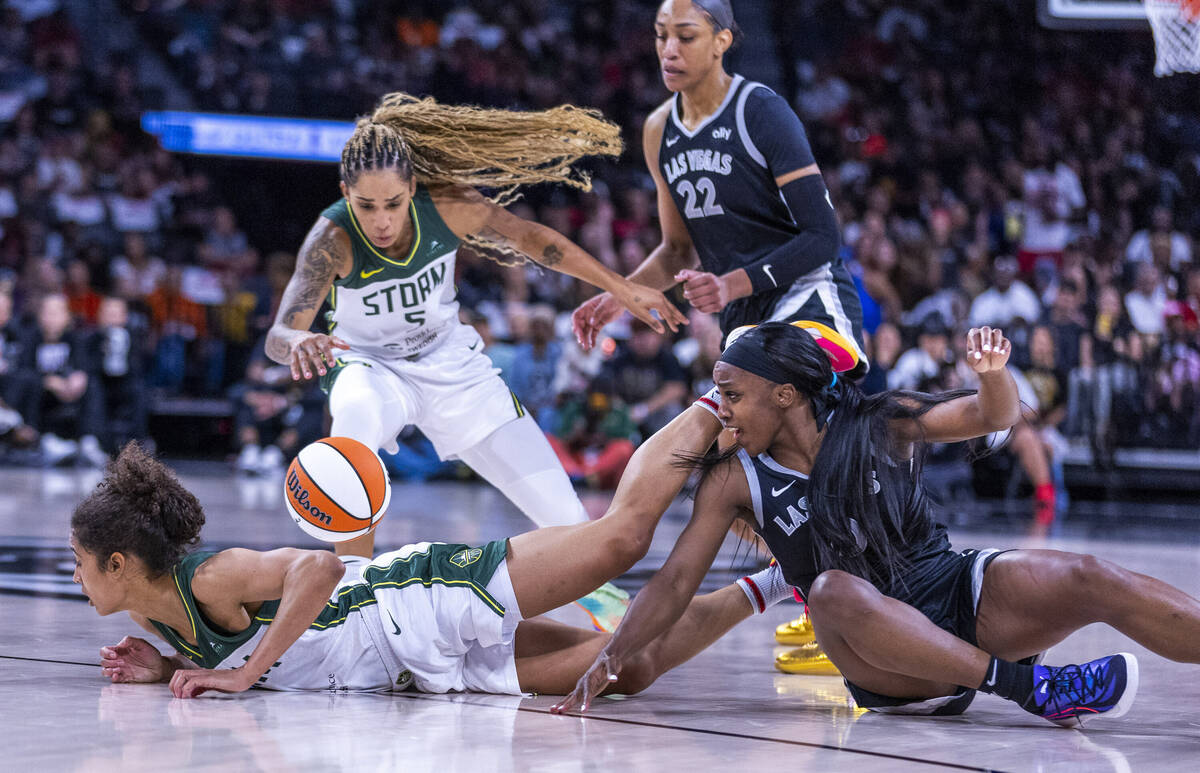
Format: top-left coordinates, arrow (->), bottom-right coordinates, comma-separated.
693,386 -> 721,420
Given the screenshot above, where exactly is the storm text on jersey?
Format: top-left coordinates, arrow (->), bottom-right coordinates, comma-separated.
361,262 -> 447,317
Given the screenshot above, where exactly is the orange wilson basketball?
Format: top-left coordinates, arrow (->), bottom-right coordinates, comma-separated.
284,437 -> 391,542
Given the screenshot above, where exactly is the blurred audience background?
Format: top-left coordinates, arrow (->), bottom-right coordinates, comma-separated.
1,1 -> 1196,527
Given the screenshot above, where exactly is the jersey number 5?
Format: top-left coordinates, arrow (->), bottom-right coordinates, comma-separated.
676,177 -> 724,219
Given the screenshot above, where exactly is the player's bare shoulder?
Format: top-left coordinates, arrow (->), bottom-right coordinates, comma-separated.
299,214 -> 354,280
427,183 -> 492,232
643,100 -> 674,161
694,451 -> 754,514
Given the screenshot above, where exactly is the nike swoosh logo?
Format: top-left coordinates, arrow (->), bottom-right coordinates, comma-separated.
986,660 -> 998,687
469,341 -> 480,351
770,480 -> 796,497
387,610 -> 401,636
762,263 -> 777,287
361,267 -> 385,279
666,135 -> 680,147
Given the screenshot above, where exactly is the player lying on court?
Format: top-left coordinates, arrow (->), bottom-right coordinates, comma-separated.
75,443 -> 777,698
554,322 -> 1200,726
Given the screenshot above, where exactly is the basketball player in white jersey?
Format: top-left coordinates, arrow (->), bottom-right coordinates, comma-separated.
264,94 -> 687,626
79,444 -> 782,697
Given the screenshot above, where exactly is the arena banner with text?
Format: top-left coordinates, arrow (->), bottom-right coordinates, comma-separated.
141,112 -> 354,162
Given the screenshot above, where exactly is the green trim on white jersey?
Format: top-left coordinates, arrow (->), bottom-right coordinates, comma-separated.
319,186 -> 462,359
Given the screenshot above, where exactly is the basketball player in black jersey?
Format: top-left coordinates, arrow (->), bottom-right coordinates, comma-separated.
553,322 -> 1200,726
574,0 -> 862,356
571,0 -> 861,671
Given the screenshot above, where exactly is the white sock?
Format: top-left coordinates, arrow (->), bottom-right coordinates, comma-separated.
693,386 -> 722,421
737,563 -> 793,614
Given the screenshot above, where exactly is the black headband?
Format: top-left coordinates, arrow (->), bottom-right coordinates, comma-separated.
693,0 -> 735,31
719,328 -> 840,430
719,332 -> 792,384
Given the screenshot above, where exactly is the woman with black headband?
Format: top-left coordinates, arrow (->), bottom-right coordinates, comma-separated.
554,321 -> 1200,725
571,0 -> 865,673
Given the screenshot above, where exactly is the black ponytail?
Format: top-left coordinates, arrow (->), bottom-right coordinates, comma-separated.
806,377 -> 970,590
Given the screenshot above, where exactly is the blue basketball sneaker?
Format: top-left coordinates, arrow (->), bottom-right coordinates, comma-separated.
1023,653 -> 1139,727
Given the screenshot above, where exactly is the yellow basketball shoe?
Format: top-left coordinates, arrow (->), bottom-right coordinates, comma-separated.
775,641 -> 841,676
775,614 -> 817,646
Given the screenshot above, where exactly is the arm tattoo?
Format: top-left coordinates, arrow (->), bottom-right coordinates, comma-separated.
279,226 -> 341,328
476,224 -> 565,268
266,223 -> 342,364
540,244 -> 564,267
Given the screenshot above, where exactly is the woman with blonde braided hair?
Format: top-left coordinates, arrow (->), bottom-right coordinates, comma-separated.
266,93 -> 686,627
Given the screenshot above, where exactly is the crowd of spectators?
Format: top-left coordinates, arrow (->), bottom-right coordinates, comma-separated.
776,0 -> 1200,463
0,1 -> 315,467
1,1 -> 1198,496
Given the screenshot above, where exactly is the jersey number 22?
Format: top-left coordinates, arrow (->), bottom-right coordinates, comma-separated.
676,177 -> 724,219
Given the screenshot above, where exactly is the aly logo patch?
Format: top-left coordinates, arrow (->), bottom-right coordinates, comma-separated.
449,548 -> 482,567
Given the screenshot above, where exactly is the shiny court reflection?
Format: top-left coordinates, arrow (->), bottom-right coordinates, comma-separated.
3,467 -> 1200,771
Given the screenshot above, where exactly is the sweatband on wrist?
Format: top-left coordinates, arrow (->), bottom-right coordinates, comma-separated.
694,386 -> 722,419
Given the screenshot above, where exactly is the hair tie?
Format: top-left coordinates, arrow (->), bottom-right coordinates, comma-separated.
813,372 -> 841,431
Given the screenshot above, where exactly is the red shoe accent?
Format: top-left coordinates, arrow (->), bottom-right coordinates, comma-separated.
1034,483 -> 1056,526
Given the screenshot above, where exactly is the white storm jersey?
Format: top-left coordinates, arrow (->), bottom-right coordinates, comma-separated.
148,541 -> 513,694
150,550 -> 396,692
319,187 -> 461,360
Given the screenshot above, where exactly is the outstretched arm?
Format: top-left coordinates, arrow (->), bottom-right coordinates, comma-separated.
572,104 -> 696,349
892,326 -> 1020,446
168,548 -> 347,698
551,460 -> 748,713
435,186 -> 687,335
265,217 -> 352,380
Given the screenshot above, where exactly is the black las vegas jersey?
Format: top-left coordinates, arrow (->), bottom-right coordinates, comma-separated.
736,449 -> 952,599
659,74 -> 843,334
